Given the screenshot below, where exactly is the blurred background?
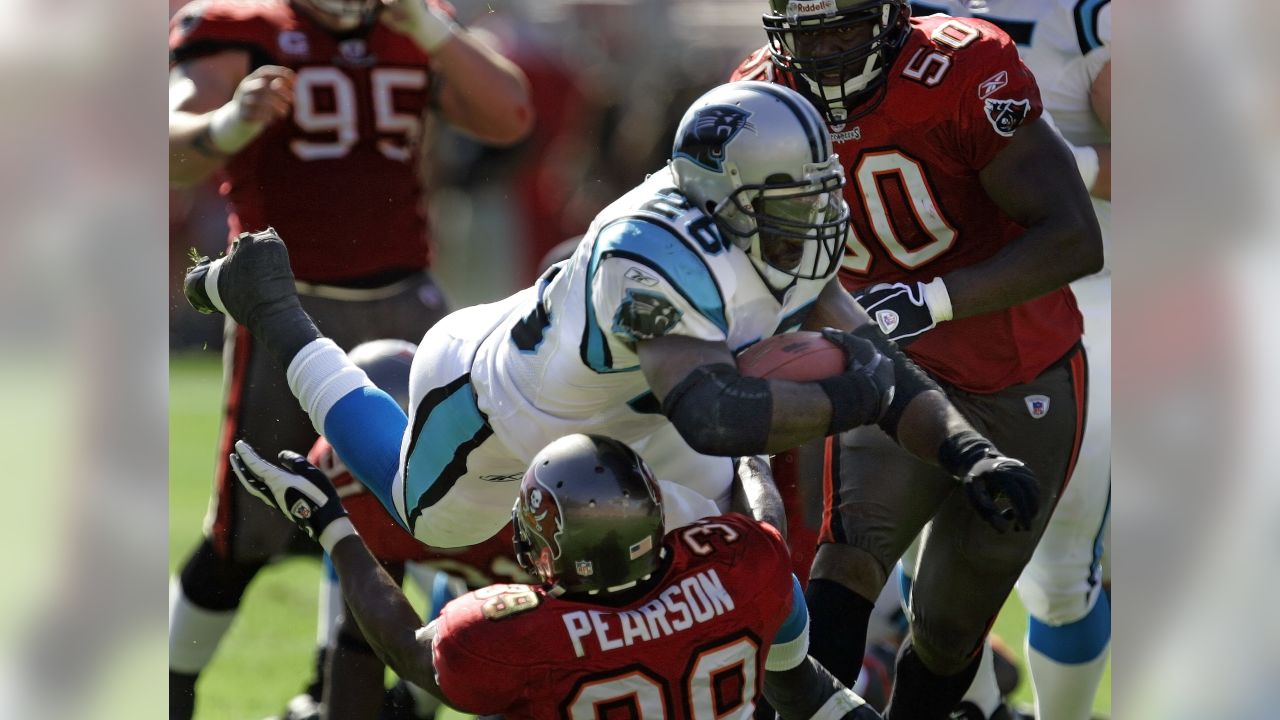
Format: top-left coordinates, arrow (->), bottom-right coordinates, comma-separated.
0,0 -> 1273,717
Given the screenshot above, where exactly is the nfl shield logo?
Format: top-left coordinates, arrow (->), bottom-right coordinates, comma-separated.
575,560 -> 594,577
1024,395 -> 1050,419
876,309 -> 900,334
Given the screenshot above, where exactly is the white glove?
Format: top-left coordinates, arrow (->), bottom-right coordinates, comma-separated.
230,440 -> 356,553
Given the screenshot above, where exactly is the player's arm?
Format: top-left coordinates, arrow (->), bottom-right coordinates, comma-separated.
1088,59 -> 1112,200
227,442 -> 459,704
380,0 -> 532,145
328,537 -> 450,697
637,333 -> 891,456
731,455 -> 787,538
168,51 -> 296,187
806,281 -> 1041,532
939,117 -> 1103,318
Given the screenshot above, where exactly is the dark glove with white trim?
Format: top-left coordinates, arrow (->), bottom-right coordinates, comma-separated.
816,328 -> 896,433
229,439 -> 355,552
939,431 -> 1040,533
854,277 -> 952,347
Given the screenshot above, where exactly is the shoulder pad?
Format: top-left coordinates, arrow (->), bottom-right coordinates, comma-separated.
474,584 -> 541,621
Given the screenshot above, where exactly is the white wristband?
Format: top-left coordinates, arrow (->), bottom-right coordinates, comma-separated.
208,101 -> 266,154
923,276 -> 953,323
319,516 -> 358,554
414,5 -> 459,53
1070,144 -> 1100,192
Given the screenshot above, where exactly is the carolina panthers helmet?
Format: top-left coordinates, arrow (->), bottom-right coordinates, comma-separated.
512,434 -> 665,595
348,339 -> 416,411
670,81 -> 849,292
292,0 -> 380,31
763,0 -> 911,123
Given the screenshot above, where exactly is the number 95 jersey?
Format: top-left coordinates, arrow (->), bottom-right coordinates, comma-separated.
169,0 -> 445,284
432,514 -> 798,720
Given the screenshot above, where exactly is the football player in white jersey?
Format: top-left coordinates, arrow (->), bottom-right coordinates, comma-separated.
183,82 -> 1041,569
901,3 -> 1111,719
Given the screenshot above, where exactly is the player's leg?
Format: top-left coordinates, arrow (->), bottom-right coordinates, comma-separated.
1017,276 -> 1111,720
886,351 -> 1085,720
806,427 -> 955,688
169,321 -> 319,719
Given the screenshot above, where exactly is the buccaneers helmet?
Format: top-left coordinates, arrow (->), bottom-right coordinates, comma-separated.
348,339 -> 416,411
512,435 -> 665,595
763,0 -> 911,123
671,81 -> 849,292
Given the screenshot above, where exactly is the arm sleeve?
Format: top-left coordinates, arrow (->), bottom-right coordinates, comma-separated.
955,20 -> 1045,169
766,575 -> 810,671
590,220 -> 730,351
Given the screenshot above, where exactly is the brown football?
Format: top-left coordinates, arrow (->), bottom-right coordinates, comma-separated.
736,331 -> 846,381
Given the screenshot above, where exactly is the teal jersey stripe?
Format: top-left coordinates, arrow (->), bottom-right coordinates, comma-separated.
582,218 -> 728,372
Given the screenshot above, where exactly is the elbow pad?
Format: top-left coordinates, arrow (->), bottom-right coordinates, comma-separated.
661,364 -> 773,456
849,324 -> 944,440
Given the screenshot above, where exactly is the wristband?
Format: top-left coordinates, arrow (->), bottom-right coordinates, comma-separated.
414,5 -> 459,53
208,101 -> 266,154
922,277 -> 953,323
1070,144 -> 1100,192
937,430 -> 992,480
319,516 -> 357,554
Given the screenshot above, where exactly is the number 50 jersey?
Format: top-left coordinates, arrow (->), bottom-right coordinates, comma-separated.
169,0 -> 443,283
432,514 -> 800,720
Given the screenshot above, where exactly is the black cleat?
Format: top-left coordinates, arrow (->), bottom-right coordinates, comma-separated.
181,227 -> 299,325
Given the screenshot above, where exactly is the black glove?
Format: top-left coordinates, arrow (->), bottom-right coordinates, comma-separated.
229,440 -> 354,552
854,278 -> 951,347
815,328 -> 896,434
939,431 -> 1040,533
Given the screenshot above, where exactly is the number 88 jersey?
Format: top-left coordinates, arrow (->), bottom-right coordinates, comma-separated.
169,0 -> 447,284
734,13 -> 1083,394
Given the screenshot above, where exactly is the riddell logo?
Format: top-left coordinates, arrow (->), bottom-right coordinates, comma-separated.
787,0 -> 837,17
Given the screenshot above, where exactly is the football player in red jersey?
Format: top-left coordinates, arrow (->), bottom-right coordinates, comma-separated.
230,432 -> 882,720
732,1 -> 1102,717
166,1 -> 532,717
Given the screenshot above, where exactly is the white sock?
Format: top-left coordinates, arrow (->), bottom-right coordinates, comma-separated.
316,557 -> 344,648
1026,594 -> 1110,720
959,638 -> 1003,717
169,577 -> 236,675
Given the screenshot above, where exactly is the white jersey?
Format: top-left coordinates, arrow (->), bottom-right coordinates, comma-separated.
398,167 -> 829,547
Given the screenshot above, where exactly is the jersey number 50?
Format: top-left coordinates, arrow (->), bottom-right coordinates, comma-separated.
564,635 -> 759,720
290,66 -> 427,162
840,149 -> 959,273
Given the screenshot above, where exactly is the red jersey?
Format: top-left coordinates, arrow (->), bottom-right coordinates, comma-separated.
308,438 -> 529,588
734,15 -> 1083,392
169,0 -> 442,283
433,514 -> 795,720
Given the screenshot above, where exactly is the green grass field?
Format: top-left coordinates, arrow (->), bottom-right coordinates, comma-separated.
170,352 -> 1109,719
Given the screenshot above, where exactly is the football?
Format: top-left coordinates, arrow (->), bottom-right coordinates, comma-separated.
736,331 -> 846,381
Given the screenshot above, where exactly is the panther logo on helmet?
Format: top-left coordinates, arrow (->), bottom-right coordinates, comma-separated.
674,105 -> 755,172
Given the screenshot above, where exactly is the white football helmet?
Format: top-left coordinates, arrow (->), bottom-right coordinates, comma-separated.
670,81 -> 850,292
293,0 -> 380,31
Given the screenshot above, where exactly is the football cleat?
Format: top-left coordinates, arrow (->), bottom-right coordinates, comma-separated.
182,227 -> 300,325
